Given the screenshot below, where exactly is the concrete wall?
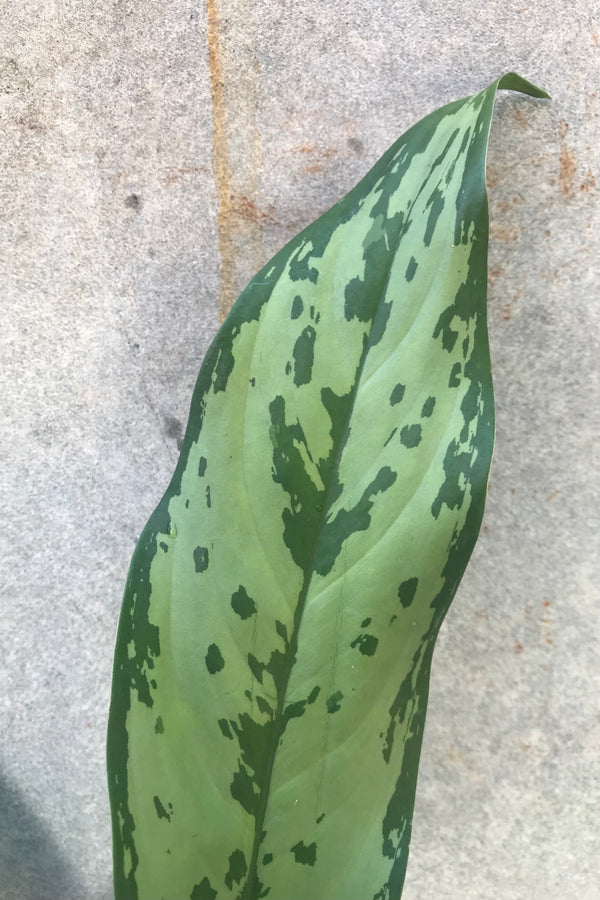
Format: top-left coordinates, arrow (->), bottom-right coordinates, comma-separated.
2,2 -> 599,898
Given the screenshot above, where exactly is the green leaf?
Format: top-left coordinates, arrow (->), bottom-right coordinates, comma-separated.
107,73 -> 548,900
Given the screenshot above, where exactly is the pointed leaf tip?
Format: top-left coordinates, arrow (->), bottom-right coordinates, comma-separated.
496,71 -> 550,99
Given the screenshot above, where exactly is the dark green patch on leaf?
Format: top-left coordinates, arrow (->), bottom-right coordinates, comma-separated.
290,294 -> 304,319
290,840 -> 317,866
459,378 -> 480,443
400,424 -> 422,448
190,876 -> 217,900
433,306 -> 459,352
307,685 -> 321,704
405,256 -> 418,282
213,322 -> 241,393
326,690 -> 343,713
197,456 -> 207,477
377,641 -> 435,899
269,394 -> 327,572
248,653 -> 265,683
154,715 -> 164,734
284,685 -> 321,724
361,616 -> 372,627
344,205 -> 403,325
262,853 -> 273,866
205,643 -> 224,674
289,232 -> 331,284
398,577 -> 419,608
449,362 -> 461,387
225,849 -> 248,889
313,466 -> 397,576
231,585 -> 257,620
230,763 -> 259,816
421,396 -> 436,418
153,795 -> 171,822
424,187 -> 445,246
389,383 -> 405,406
218,718 -> 233,740
431,439 -> 470,518
368,300 -> 392,348
351,633 -> 379,656
193,546 -> 209,573
275,620 -> 288,643
292,326 -> 316,387
285,700 -> 307,721
255,696 -> 273,718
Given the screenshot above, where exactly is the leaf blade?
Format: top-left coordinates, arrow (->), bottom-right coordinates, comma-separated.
108,74 -> 547,900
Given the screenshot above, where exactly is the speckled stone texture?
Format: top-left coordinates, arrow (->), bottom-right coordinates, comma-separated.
1,2 -> 598,898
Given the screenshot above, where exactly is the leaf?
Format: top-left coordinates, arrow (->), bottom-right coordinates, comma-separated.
107,73 -> 548,900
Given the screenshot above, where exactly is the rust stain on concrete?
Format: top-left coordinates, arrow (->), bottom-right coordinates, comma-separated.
559,145 -> 577,198
231,193 -> 276,225
485,164 -> 498,189
540,600 -> 553,646
558,119 -> 577,199
579,170 -> 596,194
496,195 -> 522,213
511,107 -> 528,128
557,119 -> 596,197
487,263 -> 505,285
206,0 -> 234,320
161,165 -> 210,186
206,0 -> 264,320
489,223 -> 521,243
301,145 -> 341,176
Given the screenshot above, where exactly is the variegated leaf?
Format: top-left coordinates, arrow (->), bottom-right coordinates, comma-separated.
107,73 -> 547,900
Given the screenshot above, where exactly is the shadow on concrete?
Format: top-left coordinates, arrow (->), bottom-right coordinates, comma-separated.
0,771 -> 88,900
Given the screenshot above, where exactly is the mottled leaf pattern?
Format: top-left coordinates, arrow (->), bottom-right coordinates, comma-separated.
107,74 -> 547,900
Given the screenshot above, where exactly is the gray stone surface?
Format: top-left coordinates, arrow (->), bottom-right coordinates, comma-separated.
1,1 -> 598,898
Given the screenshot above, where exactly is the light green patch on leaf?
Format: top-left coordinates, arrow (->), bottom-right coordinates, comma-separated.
107,73 -> 548,900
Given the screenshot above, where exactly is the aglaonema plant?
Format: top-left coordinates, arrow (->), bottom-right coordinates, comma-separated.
107,73 -> 548,900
